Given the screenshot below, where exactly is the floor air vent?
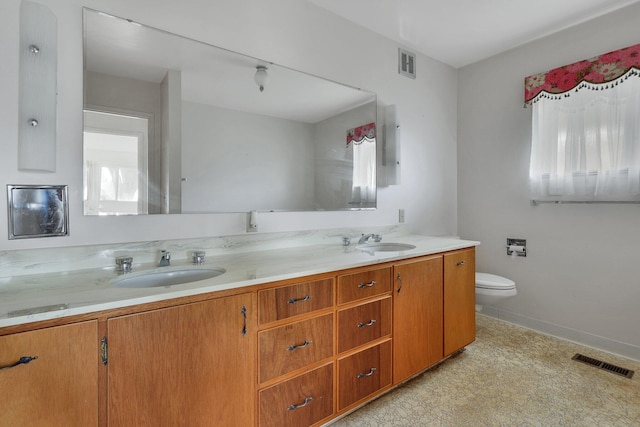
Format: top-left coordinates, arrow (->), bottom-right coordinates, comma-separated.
572,353 -> 634,379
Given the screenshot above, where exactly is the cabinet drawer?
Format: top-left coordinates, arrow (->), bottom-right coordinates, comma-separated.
338,340 -> 392,411
259,278 -> 334,325
259,313 -> 334,384
337,266 -> 392,304
337,296 -> 392,353
259,363 -> 334,427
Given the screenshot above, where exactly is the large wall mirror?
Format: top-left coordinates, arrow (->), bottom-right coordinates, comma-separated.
83,9 -> 377,215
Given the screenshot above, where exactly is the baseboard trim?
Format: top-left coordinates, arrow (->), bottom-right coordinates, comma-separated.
480,307 -> 640,362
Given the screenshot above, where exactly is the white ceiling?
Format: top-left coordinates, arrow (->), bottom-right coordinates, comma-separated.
308,0 -> 640,68
84,10 -> 375,123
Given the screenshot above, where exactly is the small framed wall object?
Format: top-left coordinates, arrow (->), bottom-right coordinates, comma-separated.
7,185 -> 68,239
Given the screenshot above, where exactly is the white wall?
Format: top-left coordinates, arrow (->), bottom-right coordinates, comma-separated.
0,0 -> 458,250
458,2 -> 640,359
181,101 -> 315,212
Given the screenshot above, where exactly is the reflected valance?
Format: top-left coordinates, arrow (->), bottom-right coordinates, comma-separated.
525,43 -> 640,104
347,122 -> 376,146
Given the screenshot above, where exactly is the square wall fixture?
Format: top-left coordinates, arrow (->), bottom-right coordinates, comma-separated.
7,185 -> 68,239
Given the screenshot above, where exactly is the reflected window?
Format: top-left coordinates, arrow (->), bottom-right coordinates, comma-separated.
347,122 -> 376,207
83,110 -> 148,215
352,141 -> 376,205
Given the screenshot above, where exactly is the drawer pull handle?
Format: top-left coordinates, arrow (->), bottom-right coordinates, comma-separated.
288,295 -> 312,304
357,367 -> 377,379
396,273 -> 403,294
288,340 -> 312,351
358,280 -> 376,289
288,396 -> 313,411
0,356 -> 38,371
357,319 -> 377,328
456,260 -> 466,266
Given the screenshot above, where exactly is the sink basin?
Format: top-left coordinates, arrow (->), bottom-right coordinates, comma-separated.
356,243 -> 417,252
112,267 -> 226,288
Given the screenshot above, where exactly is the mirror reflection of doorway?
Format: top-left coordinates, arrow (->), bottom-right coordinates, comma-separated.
83,110 -> 149,215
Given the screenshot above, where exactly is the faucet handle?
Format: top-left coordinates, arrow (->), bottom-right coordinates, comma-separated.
115,256 -> 133,274
162,250 -> 171,260
192,251 -> 205,265
342,237 -> 351,246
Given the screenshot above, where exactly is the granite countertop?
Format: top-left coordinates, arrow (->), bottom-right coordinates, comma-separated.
0,235 -> 478,328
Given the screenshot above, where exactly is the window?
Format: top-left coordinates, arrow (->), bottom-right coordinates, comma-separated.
525,43 -> 640,201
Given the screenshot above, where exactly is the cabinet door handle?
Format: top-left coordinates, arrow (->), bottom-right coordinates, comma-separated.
288,340 -> 312,351
396,273 -> 403,294
288,396 -> 313,411
357,367 -> 377,379
101,337 -> 108,365
288,295 -> 312,304
456,260 -> 466,266
358,280 -> 376,289
357,319 -> 377,328
241,305 -> 247,336
0,356 -> 38,371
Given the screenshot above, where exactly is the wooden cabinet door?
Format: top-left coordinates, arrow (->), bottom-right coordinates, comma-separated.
107,293 -> 256,427
444,247 -> 476,356
0,321 -> 99,427
392,255 -> 443,384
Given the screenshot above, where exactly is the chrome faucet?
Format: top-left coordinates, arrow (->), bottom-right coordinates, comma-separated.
358,233 -> 382,244
158,250 -> 171,267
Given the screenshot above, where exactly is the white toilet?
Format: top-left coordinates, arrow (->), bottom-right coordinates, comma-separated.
475,272 -> 517,312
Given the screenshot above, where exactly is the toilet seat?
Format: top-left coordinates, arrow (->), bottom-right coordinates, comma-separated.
475,272 -> 515,290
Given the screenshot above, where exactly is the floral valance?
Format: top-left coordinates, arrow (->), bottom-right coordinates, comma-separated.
347,122 -> 376,146
524,42 -> 640,104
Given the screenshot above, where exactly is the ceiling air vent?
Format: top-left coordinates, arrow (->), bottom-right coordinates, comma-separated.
398,48 -> 416,79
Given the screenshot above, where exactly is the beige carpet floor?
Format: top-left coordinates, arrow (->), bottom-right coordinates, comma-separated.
331,314 -> 640,426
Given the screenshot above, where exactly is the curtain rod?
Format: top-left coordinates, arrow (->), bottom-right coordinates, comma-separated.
530,200 -> 640,206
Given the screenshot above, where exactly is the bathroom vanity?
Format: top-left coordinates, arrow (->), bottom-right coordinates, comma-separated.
0,236 -> 476,426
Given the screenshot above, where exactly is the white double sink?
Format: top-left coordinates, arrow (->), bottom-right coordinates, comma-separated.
111,243 -> 416,289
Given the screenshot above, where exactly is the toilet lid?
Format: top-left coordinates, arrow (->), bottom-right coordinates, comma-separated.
476,272 -> 516,290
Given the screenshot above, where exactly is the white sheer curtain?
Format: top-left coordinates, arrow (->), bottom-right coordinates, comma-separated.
530,76 -> 640,200
352,140 -> 376,206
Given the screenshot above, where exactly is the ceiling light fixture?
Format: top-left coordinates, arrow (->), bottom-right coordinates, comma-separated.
254,65 -> 268,92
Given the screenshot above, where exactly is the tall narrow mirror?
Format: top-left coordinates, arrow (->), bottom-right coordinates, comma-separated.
83,9 -> 377,215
